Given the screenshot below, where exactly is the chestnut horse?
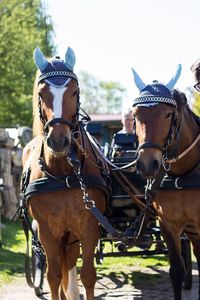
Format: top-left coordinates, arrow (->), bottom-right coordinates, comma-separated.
131,66 -> 200,300
21,47 -> 109,300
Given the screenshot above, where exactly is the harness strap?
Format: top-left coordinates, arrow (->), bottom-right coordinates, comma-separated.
24,174 -> 109,199
44,117 -> 75,130
21,213 -> 46,289
137,142 -> 163,152
160,173 -> 200,190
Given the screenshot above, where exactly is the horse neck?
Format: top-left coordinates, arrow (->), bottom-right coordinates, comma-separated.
169,107 -> 200,175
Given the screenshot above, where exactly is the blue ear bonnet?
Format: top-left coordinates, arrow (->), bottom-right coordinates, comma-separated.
39,58 -> 77,86
131,65 -> 182,108
34,46 -> 78,86
141,83 -> 171,98
133,82 -> 177,107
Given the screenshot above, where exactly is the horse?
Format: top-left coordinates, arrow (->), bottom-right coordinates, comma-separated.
21,46 -> 110,300
131,65 -> 200,300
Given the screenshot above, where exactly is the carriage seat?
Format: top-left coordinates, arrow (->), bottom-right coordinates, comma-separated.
110,133 -> 138,161
86,123 -> 102,139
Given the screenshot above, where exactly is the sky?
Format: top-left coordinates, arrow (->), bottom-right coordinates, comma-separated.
46,0 -> 200,104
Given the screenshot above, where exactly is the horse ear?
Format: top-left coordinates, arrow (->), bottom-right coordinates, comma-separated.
131,68 -> 146,91
165,64 -> 182,90
65,47 -> 76,71
33,46 -> 48,72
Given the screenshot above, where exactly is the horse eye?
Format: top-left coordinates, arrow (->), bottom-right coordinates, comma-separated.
38,93 -> 43,101
165,112 -> 172,119
73,90 -> 79,96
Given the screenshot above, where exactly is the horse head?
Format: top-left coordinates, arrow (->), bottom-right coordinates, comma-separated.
131,65 -> 182,179
33,47 -> 79,156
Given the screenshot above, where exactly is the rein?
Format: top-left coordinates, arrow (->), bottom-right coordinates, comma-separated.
165,133 -> 200,164
84,130 -> 137,171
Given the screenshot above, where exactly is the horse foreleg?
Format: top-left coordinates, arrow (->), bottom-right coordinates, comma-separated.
161,224 -> 184,300
188,233 -> 200,300
61,233 -> 80,300
39,226 -> 63,300
80,218 -> 100,300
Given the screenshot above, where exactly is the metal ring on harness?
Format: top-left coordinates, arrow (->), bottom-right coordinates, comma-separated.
175,177 -> 183,190
66,177 -> 72,188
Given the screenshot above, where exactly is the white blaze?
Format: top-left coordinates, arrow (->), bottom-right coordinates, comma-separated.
49,85 -> 68,118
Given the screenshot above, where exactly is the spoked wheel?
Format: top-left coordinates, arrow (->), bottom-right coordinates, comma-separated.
181,234 -> 192,290
31,220 -> 46,296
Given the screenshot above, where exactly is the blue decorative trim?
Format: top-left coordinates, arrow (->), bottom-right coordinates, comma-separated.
132,96 -> 177,107
38,71 -> 78,84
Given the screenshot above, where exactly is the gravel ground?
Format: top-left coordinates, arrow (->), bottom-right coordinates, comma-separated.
0,264 -> 199,299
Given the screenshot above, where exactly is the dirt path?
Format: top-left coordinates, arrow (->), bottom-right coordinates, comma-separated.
0,264 -> 199,299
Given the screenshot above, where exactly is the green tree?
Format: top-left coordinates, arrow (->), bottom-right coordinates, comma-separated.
0,0 -> 55,127
79,71 -> 127,114
192,91 -> 200,116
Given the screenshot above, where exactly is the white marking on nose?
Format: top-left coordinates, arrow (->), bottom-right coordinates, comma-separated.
49,80 -> 70,118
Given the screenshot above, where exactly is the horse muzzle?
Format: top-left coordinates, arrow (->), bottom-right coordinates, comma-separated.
46,123 -> 71,156
136,146 -> 162,179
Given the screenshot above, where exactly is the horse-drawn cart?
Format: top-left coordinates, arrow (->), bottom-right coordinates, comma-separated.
96,132 -> 168,260
18,48 -> 195,300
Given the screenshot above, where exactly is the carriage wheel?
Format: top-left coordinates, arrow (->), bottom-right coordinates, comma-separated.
181,235 -> 192,290
32,220 -> 46,296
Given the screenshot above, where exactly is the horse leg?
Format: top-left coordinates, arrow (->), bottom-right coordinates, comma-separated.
39,226 -> 63,300
161,224 -> 184,300
188,233 -> 200,300
80,216 -> 100,300
61,232 -> 80,300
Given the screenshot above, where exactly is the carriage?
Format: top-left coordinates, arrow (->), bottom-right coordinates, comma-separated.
18,47 -> 198,300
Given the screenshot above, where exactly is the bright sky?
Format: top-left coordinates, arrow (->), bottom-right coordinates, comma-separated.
47,0 -> 200,103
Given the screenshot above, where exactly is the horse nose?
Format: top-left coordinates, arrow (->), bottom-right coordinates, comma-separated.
150,159 -> 160,173
136,158 -> 160,179
47,135 -> 69,153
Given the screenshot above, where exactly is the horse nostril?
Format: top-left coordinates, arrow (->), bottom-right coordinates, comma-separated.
46,135 -> 69,152
150,159 -> 160,173
63,137 -> 69,148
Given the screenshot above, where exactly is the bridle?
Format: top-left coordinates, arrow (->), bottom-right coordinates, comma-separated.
133,100 -> 180,171
37,70 -> 80,134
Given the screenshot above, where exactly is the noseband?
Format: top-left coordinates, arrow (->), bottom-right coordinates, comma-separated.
43,118 -> 76,131
137,142 -> 163,152
37,70 -> 80,133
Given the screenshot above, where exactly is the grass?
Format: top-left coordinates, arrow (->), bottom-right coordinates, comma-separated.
0,217 -> 26,287
0,217 -> 170,289
96,255 -> 169,286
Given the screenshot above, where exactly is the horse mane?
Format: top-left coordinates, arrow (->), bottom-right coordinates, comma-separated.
172,89 -> 200,125
32,70 -> 44,137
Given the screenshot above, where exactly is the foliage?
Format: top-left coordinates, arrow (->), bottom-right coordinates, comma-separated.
79,71 -> 127,114
192,91 -> 200,116
0,0 -> 55,127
